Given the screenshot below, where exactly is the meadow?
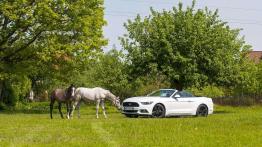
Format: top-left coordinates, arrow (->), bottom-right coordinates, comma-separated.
0,103 -> 261,147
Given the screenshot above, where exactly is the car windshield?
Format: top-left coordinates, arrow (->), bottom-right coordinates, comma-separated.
147,90 -> 176,97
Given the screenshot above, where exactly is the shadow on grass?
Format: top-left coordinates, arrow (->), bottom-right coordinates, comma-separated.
0,101 -> 123,115
213,110 -> 233,114
0,106 -> 121,115
0,108 -> 50,114
126,110 -> 233,119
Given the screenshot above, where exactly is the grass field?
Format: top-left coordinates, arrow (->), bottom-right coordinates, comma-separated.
0,103 -> 261,147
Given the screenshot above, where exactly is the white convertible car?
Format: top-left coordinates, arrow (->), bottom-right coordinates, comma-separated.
122,89 -> 213,118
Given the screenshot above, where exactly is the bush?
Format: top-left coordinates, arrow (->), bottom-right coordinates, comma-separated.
213,96 -> 258,106
1,81 -> 18,106
1,75 -> 31,108
188,85 -> 225,98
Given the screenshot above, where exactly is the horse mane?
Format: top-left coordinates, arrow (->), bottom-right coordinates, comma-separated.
106,90 -> 115,99
65,84 -> 75,99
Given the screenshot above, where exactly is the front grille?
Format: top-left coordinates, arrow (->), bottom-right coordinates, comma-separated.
123,102 -> 139,107
123,110 -> 138,113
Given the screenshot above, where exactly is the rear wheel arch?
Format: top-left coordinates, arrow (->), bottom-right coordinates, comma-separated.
199,103 -> 208,110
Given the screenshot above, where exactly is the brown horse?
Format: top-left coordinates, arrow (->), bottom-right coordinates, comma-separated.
50,84 -> 76,119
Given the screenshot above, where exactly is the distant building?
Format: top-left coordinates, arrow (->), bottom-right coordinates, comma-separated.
248,51 -> 262,63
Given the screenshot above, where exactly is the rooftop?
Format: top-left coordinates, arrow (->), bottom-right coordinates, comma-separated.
248,51 -> 262,63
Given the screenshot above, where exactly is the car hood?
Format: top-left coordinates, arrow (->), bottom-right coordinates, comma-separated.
123,96 -> 162,102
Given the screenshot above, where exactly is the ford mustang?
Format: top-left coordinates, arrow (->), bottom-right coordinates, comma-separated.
122,89 -> 213,118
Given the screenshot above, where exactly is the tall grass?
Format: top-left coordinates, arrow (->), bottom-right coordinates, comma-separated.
0,103 -> 261,146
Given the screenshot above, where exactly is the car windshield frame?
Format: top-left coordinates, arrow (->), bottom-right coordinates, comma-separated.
147,89 -> 176,97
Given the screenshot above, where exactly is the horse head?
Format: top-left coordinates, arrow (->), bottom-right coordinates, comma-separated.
67,84 -> 76,98
114,96 -> 121,110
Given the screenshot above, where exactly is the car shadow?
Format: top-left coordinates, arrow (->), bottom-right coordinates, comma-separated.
133,110 -> 233,119
213,110 -> 233,114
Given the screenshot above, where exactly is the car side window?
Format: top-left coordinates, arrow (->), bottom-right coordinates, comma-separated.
185,91 -> 194,97
180,91 -> 188,97
173,91 -> 194,98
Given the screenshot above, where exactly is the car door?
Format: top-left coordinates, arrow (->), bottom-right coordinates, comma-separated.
167,91 -> 195,115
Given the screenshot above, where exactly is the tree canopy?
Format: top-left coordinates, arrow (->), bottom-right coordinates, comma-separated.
0,0 -> 106,105
121,1 -> 251,90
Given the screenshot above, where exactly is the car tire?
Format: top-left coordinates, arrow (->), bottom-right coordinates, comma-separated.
196,104 -> 208,117
125,114 -> 138,118
152,104 -> 166,118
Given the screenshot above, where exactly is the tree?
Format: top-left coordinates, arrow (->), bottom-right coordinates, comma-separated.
255,61 -> 262,96
73,49 -> 132,99
234,57 -> 258,96
0,0 -> 106,105
121,1 -> 251,90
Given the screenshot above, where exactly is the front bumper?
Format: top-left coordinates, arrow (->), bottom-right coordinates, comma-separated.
121,103 -> 153,115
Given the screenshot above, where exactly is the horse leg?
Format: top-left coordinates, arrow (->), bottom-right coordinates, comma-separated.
101,100 -> 107,119
68,101 -> 73,119
58,102 -> 64,119
96,99 -> 101,119
66,102 -> 70,119
76,101 -> 81,118
50,100 -> 55,119
70,101 -> 78,119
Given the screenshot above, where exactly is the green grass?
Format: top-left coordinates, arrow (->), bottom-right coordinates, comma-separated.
0,103 -> 261,147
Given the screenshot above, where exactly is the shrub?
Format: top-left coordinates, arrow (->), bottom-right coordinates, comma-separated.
1,75 -> 31,107
188,85 -> 225,98
1,81 -> 18,107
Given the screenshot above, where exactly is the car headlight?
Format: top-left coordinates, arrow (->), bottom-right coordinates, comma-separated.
141,101 -> 153,105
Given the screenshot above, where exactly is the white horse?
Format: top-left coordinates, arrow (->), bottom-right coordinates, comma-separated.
70,87 -> 121,119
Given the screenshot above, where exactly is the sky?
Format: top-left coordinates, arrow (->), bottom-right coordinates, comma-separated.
104,0 -> 262,51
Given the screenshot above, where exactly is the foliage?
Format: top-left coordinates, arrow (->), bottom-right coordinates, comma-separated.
188,85 -> 225,98
132,73 -> 170,96
1,75 -> 31,106
121,0 -> 251,90
1,81 -> 17,107
255,61 -> 262,94
73,49 -> 132,99
233,57 -> 259,95
0,0 -> 106,106
73,49 -> 171,99
0,0 -> 106,64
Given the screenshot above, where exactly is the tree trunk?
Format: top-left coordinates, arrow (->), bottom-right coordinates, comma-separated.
171,79 -> 183,91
